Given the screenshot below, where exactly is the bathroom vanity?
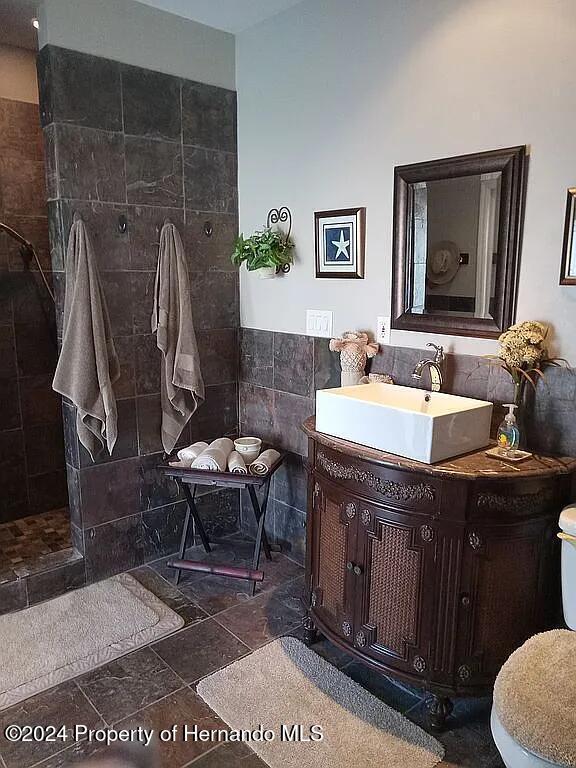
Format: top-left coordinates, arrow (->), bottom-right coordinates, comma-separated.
303,417 -> 576,730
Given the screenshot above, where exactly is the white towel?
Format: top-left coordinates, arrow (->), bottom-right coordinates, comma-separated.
52,214 -> 120,460
191,437 -> 234,472
249,449 -> 281,476
152,221 -> 204,453
177,441 -> 209,465
227,451 -> 247,474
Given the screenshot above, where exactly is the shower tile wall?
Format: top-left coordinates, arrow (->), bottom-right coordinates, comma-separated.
238,329 -> 576,560
38,46 -> 239,582
0,96 -> 67,524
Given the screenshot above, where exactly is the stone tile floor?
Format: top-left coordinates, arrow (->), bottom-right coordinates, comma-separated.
0,534 -> 504,768
0,508 -> 71,570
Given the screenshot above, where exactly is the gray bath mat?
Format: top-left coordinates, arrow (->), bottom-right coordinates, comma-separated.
197,636 -> 444,768
0,573 -> 183,710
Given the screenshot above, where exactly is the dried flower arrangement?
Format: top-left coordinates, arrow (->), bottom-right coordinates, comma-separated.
485,321 -> 567,407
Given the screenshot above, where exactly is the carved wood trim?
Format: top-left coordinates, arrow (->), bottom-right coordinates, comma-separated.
413,655 -> 427,673
317,451 -> 436,503
420,525 -> 435,543
476,488 -> 553,515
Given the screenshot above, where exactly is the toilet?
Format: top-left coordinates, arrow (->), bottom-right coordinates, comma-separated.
491,505 -> 576,768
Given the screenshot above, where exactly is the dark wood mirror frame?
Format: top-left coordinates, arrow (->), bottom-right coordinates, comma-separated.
560,188 -> 576,286
391,145 -> 527,339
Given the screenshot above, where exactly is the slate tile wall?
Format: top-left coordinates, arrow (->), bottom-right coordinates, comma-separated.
38,45 -> 240,582
238,330 -> 324,565
0,96 -> 67,523
239,328 -> 576,560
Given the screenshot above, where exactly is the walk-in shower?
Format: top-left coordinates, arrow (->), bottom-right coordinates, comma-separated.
0,94 -> 70,574
0,221 -> 55,303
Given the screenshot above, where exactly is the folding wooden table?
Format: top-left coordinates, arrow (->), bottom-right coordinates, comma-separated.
159,452 -> 284,595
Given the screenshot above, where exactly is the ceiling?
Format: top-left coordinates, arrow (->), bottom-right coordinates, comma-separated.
133,0 -> 305,33
0,0 -> 38,49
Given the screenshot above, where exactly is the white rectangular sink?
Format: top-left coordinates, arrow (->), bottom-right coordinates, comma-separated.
315,383 -> 493,464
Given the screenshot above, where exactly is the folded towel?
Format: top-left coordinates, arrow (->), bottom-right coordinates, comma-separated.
168,460 -> 191,469
210,437 -> 234,455
249,449 -> 281,476
177,441 -> 209,465
152,221 -> 205,453
52,214 -> 120,460
191,437 -> 234,472
192,447 -> 228,472
227,451 -> 247,474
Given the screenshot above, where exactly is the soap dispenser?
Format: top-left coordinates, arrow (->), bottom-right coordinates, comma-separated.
497,404 -> 520,456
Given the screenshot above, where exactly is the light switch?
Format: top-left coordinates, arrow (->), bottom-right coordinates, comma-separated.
306,309 -> 334,338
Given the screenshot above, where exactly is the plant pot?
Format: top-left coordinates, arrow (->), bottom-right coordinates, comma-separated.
256,266 -> 276,279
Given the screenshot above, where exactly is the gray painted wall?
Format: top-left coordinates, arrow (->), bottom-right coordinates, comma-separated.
236,0 -> 576,362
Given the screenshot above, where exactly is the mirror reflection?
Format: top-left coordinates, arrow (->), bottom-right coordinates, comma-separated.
409,173 -> 502,318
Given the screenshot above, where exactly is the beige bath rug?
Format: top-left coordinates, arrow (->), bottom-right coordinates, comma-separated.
197,636 -> 444,768
0,573 -> 183,710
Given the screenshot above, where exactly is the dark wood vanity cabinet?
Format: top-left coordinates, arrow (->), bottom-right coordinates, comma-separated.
303,418 -> 576,730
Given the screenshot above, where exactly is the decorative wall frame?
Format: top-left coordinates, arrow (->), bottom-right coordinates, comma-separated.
560,188 -> 576,285
314,207 -> 366,278
392,145 -> 526,338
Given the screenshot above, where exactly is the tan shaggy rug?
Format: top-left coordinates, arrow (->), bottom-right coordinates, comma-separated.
197,636 -> 444,768
0,573 -> 183,710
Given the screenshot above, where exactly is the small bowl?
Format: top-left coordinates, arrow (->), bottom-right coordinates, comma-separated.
234,437 -> 262,463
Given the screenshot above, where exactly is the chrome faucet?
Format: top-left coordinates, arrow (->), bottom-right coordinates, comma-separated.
412,343 -> 445,393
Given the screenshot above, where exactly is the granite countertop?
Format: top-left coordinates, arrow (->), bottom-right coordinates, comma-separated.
302,417 -> 576,480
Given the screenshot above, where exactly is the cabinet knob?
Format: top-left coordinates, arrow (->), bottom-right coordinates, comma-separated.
346,561 -> 354,571
353,565 -> 363,576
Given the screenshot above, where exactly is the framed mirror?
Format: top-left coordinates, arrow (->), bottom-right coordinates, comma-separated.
560,188 -> 576,285
392,146 -> 526,338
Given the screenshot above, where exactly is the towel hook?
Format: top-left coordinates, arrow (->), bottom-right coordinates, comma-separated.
203,221 -> 213,238
117,214 -> 128,234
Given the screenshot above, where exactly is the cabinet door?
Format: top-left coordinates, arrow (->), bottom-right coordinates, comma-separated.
352,501 -> 434,677
456,518 -> 558,689
309,475 -> 359,643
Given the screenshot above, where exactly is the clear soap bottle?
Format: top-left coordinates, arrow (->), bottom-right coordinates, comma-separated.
497,403 -> 520,457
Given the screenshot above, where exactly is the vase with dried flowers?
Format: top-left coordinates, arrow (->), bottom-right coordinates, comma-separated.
485,321 -> 566,445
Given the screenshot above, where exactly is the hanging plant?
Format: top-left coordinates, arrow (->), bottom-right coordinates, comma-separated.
231,227 -> 294,279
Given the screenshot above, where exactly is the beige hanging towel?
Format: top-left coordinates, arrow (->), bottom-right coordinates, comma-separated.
152,221 -> 205,453
53,214 -> 120,460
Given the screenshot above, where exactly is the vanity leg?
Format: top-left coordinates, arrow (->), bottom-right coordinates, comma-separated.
426,695 -> 453,733
302,614 -> 320,646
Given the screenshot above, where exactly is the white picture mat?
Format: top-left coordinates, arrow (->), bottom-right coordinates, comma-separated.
319,215 -> 358,273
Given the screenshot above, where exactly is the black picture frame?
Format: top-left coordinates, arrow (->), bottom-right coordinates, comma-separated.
560,188 -> 576,286
314,207 -> 366,279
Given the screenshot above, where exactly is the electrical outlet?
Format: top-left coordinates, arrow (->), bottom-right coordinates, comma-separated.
306,309 -> 334,338
376,315 -> 391,345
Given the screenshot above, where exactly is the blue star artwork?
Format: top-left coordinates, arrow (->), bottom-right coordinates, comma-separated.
315,207 -> 365,278
324,226 -> 354,263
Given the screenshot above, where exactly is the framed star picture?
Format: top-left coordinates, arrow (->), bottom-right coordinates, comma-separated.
314,207 -> 366,278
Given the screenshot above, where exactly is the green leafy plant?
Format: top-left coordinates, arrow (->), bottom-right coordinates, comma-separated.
231,227 -> 294,272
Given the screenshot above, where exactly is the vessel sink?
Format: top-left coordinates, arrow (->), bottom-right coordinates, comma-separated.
315,383 -> 493,464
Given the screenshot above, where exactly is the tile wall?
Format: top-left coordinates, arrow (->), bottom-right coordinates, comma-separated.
238,328 -> 576,559
38,45 -> 240,582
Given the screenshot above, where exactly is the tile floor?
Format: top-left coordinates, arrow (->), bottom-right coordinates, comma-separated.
0,509 -> 71,569
0,534 -> 504,768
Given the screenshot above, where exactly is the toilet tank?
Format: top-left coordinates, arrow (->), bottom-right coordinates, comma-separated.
560,505 -> 576,630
